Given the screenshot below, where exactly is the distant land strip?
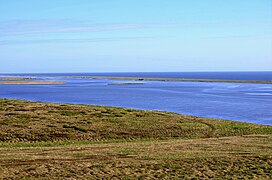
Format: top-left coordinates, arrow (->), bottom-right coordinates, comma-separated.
0,77 -> 65,85
0,77 -> 33,81
64,76 -> 272,84
0,81 -> 65,85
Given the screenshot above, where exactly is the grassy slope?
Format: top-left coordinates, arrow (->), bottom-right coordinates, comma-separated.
0,99 -> 271,179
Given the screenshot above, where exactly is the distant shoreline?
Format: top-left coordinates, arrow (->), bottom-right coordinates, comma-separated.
1,75 -> 272,84
0,77 -> 65,85
0,81 -> 65,85
64,76 -> 272,84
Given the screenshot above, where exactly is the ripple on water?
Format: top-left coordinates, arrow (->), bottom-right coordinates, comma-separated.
246,93 -> 272,96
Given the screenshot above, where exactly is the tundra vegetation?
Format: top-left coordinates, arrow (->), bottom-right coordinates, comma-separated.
0,77 -> 64,84
77,76 -> 272,84
0,99 -> 271,179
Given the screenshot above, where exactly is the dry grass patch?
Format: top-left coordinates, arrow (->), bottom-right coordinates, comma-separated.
0,136 -> 271,179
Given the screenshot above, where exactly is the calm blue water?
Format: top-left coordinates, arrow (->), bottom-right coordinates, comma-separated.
0,72 -> 272,125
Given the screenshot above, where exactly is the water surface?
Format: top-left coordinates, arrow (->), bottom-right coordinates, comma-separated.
0,75 -> 271,125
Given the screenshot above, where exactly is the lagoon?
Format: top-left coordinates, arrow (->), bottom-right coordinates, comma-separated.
0,74 -> 271,125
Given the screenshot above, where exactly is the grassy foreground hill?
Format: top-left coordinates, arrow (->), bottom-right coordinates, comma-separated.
0,98 -> 271,179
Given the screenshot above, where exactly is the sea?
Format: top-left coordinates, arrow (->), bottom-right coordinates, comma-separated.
0,72 -> 271,125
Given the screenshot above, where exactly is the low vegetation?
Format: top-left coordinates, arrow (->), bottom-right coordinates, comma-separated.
0,77 -> 65,84
0,81 -> 65,84
0,98 -> 271,179
86,76 -> 272,84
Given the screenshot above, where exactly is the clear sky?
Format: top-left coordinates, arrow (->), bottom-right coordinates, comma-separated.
0,0 -> 271,73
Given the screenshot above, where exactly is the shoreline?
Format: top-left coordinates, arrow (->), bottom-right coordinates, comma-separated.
0,77 -> 65,85
64,76 -> 272,84
1,97 -> 270,126
0,81 -> 65,85
2,75 -> 272,84
1,97 -> 271,134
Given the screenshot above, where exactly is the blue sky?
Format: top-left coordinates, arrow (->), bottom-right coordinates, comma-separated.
0,0 -> 271,73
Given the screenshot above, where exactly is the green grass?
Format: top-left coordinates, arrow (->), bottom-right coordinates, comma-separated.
0,139 -> 158,148
0,98 -> 271,179
1,98 -> 271,143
